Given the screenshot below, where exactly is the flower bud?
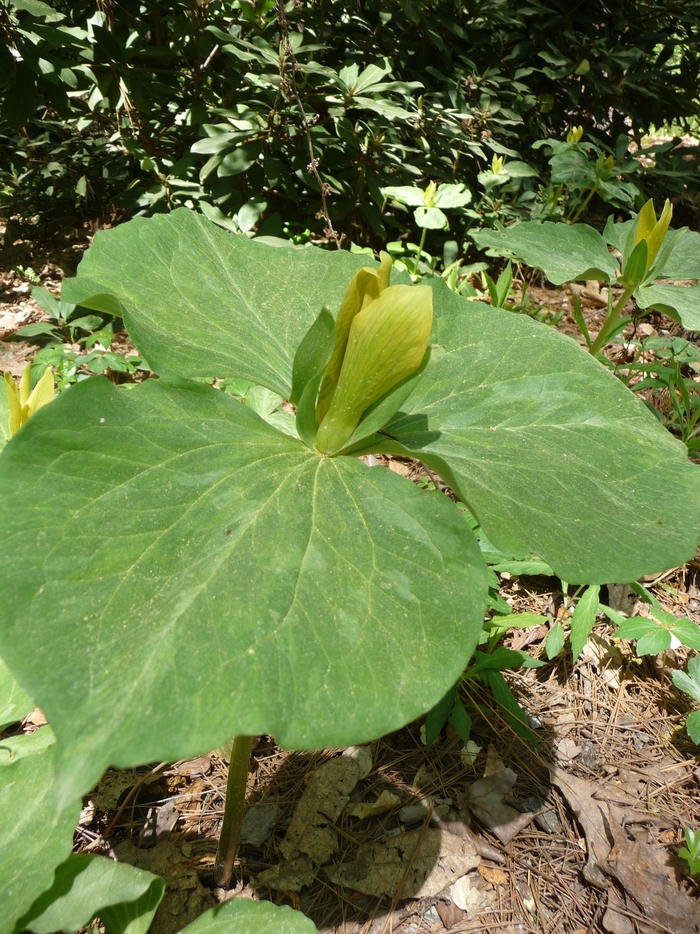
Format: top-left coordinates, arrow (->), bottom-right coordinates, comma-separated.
315,284 -> 433,455
4,365 -> 54,437
316,252 -> 391,422
567,126 -> 583,143
632,198 -> 673,275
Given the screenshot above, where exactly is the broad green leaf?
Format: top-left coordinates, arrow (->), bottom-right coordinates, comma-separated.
381,186 -> 427,207
433,185 -> 471,209
569,584 -> 600,659
549,150 -> 597,187
354,62 -> 392,95
488,559 -> 554,576
636,283 -> 700,331
178,899 -> 319,933
636,628 -> 671,655
0,726 -> 55,764
448,698 -> 472,745
653,228 -> 700,280
473,221 -> 619,284
424,682 -> 457,749
545,622 -> 565,659
61,210 -> 371,397
15,854 -> 164,934
672,618 -> 700,651
0,655 -> 33,729
10,0 -> 63,19
289,306 -> 335,406
0,741 -> 80,934
350,97 -> 413,120
415,206 -> 447,229
382,279 -> 700,583
477,668 -> 538,745
686,709 -> 700,745
0,376 -> 487,805
614,617 -> 664,640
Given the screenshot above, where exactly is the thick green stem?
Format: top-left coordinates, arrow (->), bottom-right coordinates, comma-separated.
588,285 -> 636,356
214,734 -> 255,889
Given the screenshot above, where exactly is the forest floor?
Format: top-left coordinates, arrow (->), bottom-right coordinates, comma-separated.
1,230 -> 699,934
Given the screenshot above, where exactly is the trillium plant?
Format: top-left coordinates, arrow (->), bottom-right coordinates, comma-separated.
1,209 -> 699,931
474,199 -> 700,354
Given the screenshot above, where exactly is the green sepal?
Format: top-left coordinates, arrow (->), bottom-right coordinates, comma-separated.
289,306 -> 335,406
620,238 -> 648,288
295,368 -> 326,450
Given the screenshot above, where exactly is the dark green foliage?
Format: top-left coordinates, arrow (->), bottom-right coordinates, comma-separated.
1,0 -> 699,243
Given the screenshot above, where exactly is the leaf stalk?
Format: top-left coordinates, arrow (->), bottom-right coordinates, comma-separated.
588,284 -> 635,356
214,734 -> 256,889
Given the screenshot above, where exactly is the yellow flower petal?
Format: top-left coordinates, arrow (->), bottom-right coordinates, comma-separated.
26,367 -> 55,418
18,364 -> 31,407
633,199 -> 657,247
4,372 -> 23,437
645,199 -> 673,269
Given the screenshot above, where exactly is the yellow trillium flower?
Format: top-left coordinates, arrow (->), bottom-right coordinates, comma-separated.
491,155 -> 505,175
633,198 -> 673,271
316,251 -> 392,423
566,126 -> 583,143
315,277 -> 433,456
4,365 -> 55,437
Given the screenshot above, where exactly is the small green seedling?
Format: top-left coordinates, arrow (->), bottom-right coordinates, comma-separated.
613,606 -> 700,657
624,336 -> 700,452
678,826 -> 700,876
9,285 -> 115,348
382,180 -> 472,273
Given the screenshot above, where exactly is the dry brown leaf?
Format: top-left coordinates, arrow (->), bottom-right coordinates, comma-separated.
550,766 -> 623,889
115,839 -> 215,932
178,756 -> 211,777
239,804 -> 278,846
556,738 -> 582,761
451,871 -> 494,916
477,864 -> 508,886
482,744 -> 506,777
605,831 -> 700,934
436,898 -> 464,930
325,826 -> 480,899
257,746 -> 372,891
602,889 -> 634,934
23,706 -> 47,728
467,768 -> 535,845
552,767 -> 700,934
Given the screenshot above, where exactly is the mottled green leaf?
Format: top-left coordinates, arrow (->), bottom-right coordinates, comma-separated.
473,221 -> 619,284
0,739 -> 79,934
61,210 -> 371,397
0,376 -> 487,805
636,283 -> 700,331
382,279 -> 700,583
16,854 -> 164,934
178,899 -> 319,933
